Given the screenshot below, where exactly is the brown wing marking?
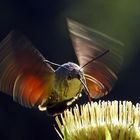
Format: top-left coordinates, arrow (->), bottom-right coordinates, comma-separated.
0,31 -> 54,108
67,19 -> 124,98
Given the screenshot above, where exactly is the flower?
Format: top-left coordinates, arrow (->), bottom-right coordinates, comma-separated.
55,101 -> 140,140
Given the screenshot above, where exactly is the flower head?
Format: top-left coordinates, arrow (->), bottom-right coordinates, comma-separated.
55,101 -> 140,140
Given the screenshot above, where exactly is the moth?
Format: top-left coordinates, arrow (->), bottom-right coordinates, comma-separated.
0,19 -> 123,116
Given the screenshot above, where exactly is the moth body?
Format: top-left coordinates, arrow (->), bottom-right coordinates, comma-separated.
0,19 -> 123,116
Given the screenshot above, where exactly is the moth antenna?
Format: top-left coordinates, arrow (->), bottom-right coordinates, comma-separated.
44,60 -> 70,71
44,60 -> 62,67
80,79 -> 91,102
80,49 -> 109,70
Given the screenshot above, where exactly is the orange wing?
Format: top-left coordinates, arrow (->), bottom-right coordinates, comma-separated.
0,31 -> 54,108
67,19 -> 124,98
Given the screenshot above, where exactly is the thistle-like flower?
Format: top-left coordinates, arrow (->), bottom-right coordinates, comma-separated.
55,101 -> 140,140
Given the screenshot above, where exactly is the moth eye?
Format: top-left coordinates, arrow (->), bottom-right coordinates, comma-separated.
67,75 -> 72,80
76,74 -> 81,79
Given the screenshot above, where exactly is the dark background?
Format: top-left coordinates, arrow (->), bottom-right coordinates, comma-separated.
0,0 -> 140,140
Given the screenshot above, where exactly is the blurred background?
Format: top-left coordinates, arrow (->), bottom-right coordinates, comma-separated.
0,0 -> 140,139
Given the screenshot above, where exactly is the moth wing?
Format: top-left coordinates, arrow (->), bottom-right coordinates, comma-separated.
67,19 -> 124,98
0,31 -> 55,108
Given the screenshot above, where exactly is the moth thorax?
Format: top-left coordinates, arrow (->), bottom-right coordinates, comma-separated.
51,62 -> 84,103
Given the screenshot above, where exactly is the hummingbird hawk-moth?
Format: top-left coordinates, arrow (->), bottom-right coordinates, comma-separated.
0,19 -> 123,116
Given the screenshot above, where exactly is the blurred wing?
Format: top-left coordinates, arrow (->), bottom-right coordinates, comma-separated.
67,19 -> 124,98
0,31 -> 55,108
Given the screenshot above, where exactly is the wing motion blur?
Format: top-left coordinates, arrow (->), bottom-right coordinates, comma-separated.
67,19 -> 124,98
0,31 -> 54,108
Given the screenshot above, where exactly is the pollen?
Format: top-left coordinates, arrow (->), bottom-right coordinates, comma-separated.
55,101 -> 140,140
